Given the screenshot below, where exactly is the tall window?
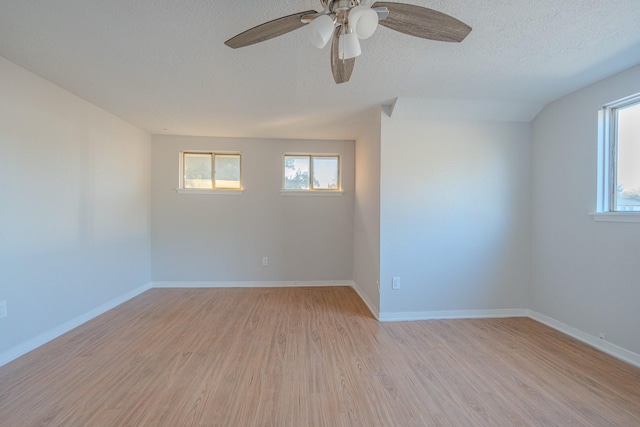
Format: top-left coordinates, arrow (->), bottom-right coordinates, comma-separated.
600,95 -> 640,213
613,99 -> 640,211
283,154 -> 340,191
182,152 -> 241,190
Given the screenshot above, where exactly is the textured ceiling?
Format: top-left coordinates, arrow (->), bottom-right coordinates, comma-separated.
0,0 -> 639,139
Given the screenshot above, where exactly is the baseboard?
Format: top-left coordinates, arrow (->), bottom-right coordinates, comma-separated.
152,280 -> 353,288
378,308 -> 529,322
528,310 -> 640,369
0,283 -> 152,368
349,282 -> 379,320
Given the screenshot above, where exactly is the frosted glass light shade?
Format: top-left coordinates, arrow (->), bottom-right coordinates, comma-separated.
349,6 -> 379,39
308,14 -> 335,49
338,31 -> 361,59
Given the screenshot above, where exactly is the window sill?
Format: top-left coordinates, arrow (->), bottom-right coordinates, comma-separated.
589,212 -> 640,223
281,190 -> 344,197
176,189 -> 243,195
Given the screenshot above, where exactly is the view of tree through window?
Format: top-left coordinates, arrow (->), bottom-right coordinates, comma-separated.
284,156 -> 311,190
284,155 -> 339,191
615,102 -> 640,212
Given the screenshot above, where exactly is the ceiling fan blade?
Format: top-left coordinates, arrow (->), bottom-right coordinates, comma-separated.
225,10 -> 317,49
372,2 -> 471,42
331,27 -> 355,84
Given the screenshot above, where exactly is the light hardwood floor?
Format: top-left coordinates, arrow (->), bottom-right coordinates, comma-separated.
1,287 -> 639,426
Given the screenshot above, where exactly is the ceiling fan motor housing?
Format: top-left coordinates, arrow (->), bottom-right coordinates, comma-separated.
326,0 -> 360,13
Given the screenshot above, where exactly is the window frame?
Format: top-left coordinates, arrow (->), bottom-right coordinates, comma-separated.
594,93 -> 640,221
281,153 -> 343,194
178,151 -> 243,193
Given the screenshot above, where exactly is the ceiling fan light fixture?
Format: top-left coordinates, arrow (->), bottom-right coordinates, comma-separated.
307,14 -> 335,49
224,0 -> 472,84
338,27 -> 361,60
348,5 -> 379,39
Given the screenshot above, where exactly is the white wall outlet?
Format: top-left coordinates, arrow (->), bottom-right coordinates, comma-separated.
599,332 -> 606,340
262,257 -> 268,266
0,300 -> 6,319
392,277 -> 401,290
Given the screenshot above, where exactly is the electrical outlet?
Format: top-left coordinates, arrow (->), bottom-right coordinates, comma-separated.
392,277 -> 401,290
0,300 -> 6,319
599,332 -> 606,340
262,257 -> 268,266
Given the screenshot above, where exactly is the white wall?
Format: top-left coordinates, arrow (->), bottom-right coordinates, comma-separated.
379,113 -> 531,316
531,64 -> 640,354
352,109 -> 382,315
0,56 -> 151,355
151,136 -> 354,283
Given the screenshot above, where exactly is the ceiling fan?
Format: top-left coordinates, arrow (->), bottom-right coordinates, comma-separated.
225,0 -> 471,84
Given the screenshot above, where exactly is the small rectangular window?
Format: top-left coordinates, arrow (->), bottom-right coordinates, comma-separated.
283,154 -> 340,191
182,152 -> 241,190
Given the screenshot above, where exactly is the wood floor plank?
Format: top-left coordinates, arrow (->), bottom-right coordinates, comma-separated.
1,287 -> 639,426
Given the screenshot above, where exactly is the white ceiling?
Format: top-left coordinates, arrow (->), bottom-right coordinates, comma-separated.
1,0 -> 639,139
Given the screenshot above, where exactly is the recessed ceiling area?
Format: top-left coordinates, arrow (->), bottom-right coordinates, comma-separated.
0,0 -> 639,139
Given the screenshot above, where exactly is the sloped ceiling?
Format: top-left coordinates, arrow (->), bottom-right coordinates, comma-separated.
0,0 -> 639,139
